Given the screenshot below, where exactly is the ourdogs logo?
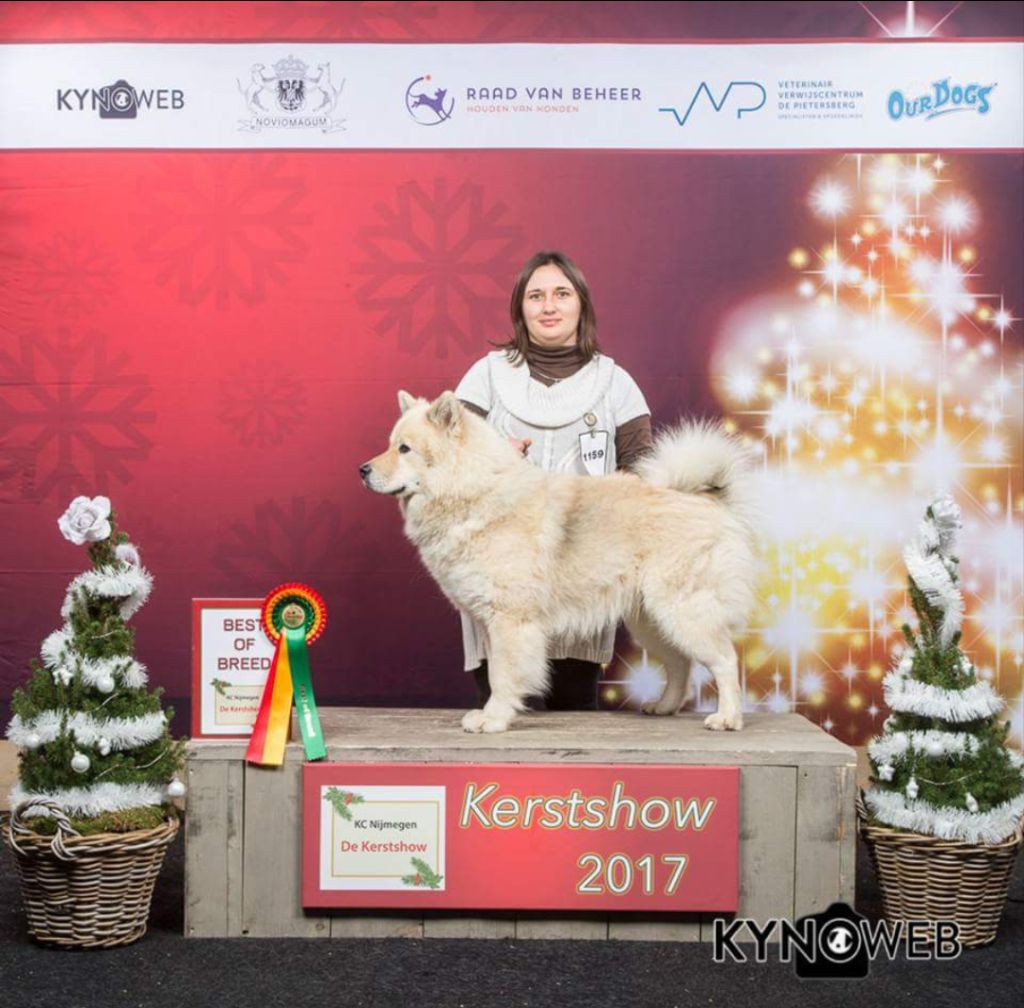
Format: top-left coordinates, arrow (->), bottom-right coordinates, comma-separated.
56,80 -> 185,117
887,78 -> 995,121
659,81 -> 766,126
237,55 -> 346,133
712,902 -> 961,979
406,75 -> 454,125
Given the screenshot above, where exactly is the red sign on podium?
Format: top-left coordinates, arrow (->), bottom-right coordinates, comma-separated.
303,762 -> 738,912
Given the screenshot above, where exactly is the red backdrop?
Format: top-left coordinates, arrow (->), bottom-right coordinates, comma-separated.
2,2 -> 1022,742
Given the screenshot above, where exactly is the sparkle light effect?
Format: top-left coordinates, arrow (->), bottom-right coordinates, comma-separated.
606,154 -> 1023,747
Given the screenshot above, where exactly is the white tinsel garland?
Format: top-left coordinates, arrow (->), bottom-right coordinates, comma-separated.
7,710 -> 166,750
902,496 -> 963,647
40,627 -> 70,667
868,729 -> 981,766
865,786 -> 1024,844
929,495 -> 961,556
79,656 -> 149,690
60,562 -> 153,624
10,781 -> 167,818
40,625 -> 149,689
883,671 -> 1003,721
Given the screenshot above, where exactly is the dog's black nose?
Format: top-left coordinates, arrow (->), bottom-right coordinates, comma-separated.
359,464 -> 372,479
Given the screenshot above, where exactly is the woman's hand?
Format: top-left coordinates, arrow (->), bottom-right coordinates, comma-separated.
509,437 -> 532,457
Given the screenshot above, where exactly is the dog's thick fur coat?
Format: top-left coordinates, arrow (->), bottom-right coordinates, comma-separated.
362,391 -> 758,733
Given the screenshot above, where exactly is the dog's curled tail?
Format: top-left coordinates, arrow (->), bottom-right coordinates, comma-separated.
634,420 -> 760,532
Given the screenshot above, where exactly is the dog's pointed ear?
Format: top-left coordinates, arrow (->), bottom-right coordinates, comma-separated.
426,391 -> 463,433
397,390 -> 417,414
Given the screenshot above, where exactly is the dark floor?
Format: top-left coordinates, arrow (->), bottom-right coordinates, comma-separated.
1,824 -> 1023,1008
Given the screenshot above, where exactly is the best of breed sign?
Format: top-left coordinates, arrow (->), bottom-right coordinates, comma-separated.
191,598 -> 275,738
303,763 -> 738,911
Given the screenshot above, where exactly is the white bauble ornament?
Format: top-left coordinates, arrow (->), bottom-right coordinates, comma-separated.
166,778 -> 186,798
965,793 -> 979,813
906,777 -> 919,800
897,655 -> 913,675
71,752 -> 90,774
96,674 -> 115,694
926,740 -> 944,757
25,732 -> 41,750
878,764 -> 895,782
98,737 -> 111,756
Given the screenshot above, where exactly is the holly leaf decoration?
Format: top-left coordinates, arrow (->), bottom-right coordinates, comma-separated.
210,678 -> 230,697
324,787 -> 364,821
401,856 -> 443,889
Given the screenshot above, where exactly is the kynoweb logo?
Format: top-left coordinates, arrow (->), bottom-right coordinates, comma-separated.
56,80 -> 185,117
712,902 -> 961,979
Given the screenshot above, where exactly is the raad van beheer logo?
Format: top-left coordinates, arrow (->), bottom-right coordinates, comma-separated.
405,75 -> 454,125
56,80 -> 185,117
887,78 -> 996,121
237,55 -> 346,133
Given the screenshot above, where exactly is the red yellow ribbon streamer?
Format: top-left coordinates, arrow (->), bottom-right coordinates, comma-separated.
245,634 -> 294,766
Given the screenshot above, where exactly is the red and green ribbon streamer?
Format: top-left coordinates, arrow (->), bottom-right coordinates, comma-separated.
246,583 -> 327,767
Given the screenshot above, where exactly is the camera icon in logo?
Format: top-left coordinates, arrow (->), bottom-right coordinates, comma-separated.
100,80 -> 138,119
794,902 -> 869,979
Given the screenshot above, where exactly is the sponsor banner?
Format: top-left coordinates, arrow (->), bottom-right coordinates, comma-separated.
0,42 -> 1021,150
192,598 -> 275,738
303,762 -> 739,910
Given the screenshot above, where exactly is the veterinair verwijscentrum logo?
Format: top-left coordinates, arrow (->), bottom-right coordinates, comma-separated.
405,75 -> 455,125
712,902 -> 962,979
56,80 -> 185,117
237,55 -> 346,133
658,81 -> 767,126
887,77 -> 996,121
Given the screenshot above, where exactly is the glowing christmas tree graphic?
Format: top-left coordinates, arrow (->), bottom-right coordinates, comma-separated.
604,154 -> 1022,747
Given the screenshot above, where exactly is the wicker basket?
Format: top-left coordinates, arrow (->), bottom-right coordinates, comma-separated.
857,792 -> 1022,947
3,798 -> 179,949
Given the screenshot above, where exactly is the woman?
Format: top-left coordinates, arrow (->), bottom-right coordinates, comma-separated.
455,250 -> 653,710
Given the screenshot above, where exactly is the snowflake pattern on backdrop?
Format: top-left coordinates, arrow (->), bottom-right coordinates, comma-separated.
603,153 -> 1023,747
213,497 -> 352,583
218,362 -> 306,447
354,178 -> 525,358
0,328 -> 155,502
17,232 -> 118,318
133,155 -> 311,310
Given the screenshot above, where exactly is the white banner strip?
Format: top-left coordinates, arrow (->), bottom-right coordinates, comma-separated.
1,42 -> 1021,150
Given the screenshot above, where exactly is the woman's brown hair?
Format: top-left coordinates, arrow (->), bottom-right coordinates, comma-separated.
496,250 -> 601,365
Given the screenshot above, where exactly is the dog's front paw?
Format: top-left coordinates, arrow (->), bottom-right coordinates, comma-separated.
703,710 -> 743,732
461,709 -> 512,734
641,699 -> 679,716
461,709 -> 487,733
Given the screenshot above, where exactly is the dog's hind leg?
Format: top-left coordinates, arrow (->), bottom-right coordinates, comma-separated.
646,593 -> 744,731
625,615 -> 692,716
461,619 -> 548,734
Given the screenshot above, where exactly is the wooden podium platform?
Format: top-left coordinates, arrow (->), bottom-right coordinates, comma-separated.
184,708 -> 857,940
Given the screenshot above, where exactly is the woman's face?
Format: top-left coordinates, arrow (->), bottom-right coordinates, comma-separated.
521,263 -> 582,348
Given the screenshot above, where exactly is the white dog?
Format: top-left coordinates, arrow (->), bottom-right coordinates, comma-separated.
361,391 -> 758,734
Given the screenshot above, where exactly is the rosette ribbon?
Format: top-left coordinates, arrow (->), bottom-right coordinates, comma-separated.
246,583 -> 328,766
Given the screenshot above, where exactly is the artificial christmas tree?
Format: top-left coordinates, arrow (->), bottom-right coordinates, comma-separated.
859,494 -> 1024,946
3,496 -> 184,948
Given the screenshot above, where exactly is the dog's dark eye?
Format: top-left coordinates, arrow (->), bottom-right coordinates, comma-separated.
398,444 -> 411,454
